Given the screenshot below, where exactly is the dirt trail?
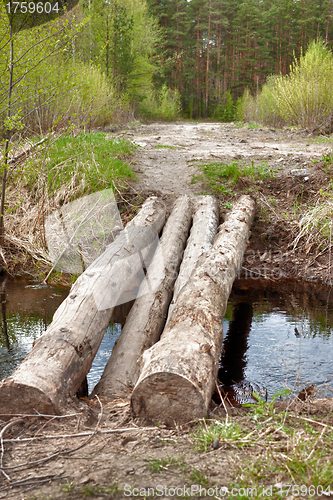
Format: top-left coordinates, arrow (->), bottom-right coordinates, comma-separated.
123,121 -> 332,197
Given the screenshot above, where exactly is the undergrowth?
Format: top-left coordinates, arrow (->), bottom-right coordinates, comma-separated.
238,40 -> 333,131
191,159 -> 275,195
3,132 -> 137,273
20,132 -> 137,202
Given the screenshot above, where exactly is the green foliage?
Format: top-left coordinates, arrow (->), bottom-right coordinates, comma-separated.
191,159 -> 274,195
243,389 -> 291,417
236,89 -> 257,123
147,455 -> 180,473
192,419 -> 246,452
21,132 -> 136,200
20,56 -> 116,133
139,84 -> 181,121
0,5 -> 114,138
250,41 -> 333,130
81,482 -> 118,497
212,90 -> 235,122
149,0 -> 333,119
78,0 -> 160,104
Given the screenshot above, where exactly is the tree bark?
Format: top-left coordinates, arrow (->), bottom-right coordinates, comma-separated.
131,195 -> 255,425
91,195 -> 192,399
166,195 -> 219,325
0,196 -> 166,415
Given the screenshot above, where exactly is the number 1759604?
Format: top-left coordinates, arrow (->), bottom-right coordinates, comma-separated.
5,2 -> 59,14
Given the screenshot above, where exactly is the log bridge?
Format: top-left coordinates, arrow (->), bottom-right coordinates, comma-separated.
0,195 -> 255,425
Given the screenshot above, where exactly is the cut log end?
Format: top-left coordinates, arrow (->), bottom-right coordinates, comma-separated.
0,381 -> 58,416
131,373 -> 206,425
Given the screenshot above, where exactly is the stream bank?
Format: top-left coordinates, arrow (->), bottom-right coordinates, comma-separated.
1,122 -> 333,499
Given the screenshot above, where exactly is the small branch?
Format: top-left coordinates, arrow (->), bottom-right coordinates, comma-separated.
0,472 -> 66,492
0,419 -> 24,481
294,415 -> 333,431
0,412 -> 81,418
2,426 -> 157,447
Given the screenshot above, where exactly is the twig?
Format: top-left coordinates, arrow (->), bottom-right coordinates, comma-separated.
0,472 -> 67,492
0,419 -> 24,481
215,381 -> 229,424
0,397 -> 104,474
259,193 -> 279,219
294,415 -> 333,430
305,425 -> 326,462
0,412 -> 81,418
2,426 -> 157,446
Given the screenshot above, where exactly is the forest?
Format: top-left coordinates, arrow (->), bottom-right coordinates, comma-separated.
1,0 -> 333,131
148,0 -> 333,119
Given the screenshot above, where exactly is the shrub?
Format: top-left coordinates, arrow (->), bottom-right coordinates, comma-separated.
212,90 -> 235,122
236,88 -> 256,123
269,40 -> 333,130
245,40 -> 333,130
19,57 -> 116,133
139,84 -> 181,121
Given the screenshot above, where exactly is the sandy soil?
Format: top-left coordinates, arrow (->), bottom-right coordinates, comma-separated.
123,121 -> 331,196
1,122 -> 333,500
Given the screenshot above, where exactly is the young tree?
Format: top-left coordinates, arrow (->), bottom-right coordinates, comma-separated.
0,2 -> 82,246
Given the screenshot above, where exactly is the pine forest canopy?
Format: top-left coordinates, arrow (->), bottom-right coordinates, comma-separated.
1,0 -> 333,126
146,0 -> 333,119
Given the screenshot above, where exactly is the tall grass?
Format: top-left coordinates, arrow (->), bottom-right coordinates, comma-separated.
21,132 -> 136,203
238,41 -> 333,131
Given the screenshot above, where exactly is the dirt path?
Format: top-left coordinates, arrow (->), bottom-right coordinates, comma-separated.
123,121 -> 333,284
124,121 -> 332,197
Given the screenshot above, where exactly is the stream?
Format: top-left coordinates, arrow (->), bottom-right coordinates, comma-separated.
0,277 -> 332,399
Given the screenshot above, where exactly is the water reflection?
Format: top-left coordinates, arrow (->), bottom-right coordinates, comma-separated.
0,277 -> 125,393
1,277 -> 333,403
218,302 -> 253,386
216,279 -> 333,404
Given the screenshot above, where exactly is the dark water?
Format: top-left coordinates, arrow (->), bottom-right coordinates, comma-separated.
0,277 -> 122,392
0,277 -> 332,400
218,279 -> 333,403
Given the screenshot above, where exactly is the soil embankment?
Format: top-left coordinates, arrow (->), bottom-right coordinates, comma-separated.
123,121 -> 333,284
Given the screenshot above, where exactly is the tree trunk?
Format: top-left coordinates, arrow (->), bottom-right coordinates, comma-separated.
0,196 -> 166,415
91,196 -> 192,399
131,195 -> 255,425
166,195 -> 219,324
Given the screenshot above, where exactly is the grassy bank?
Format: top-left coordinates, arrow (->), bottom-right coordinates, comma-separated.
1,131 -> 138,277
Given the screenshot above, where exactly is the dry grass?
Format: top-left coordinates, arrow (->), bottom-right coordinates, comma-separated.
0,133 -> 139,276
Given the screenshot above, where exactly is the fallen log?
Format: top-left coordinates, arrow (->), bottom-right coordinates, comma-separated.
0,196 -> 166,415
131,195 -> 255,425
91,196 -> 192,399
166,195 -> 219,324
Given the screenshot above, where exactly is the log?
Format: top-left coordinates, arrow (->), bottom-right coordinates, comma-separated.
166,195 -> 219,324
0,196 -> 166,415
131,195 -> 255,425
91,196 -> 192,399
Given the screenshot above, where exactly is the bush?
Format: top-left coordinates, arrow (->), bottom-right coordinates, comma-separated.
270,41 -> 333,130
256,76 -> 288,128
212,91 -> 235,122
244,40 -> 333,130
20,57 -> 117,133
139,84 -> 181,121
236,89 -> 256,123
